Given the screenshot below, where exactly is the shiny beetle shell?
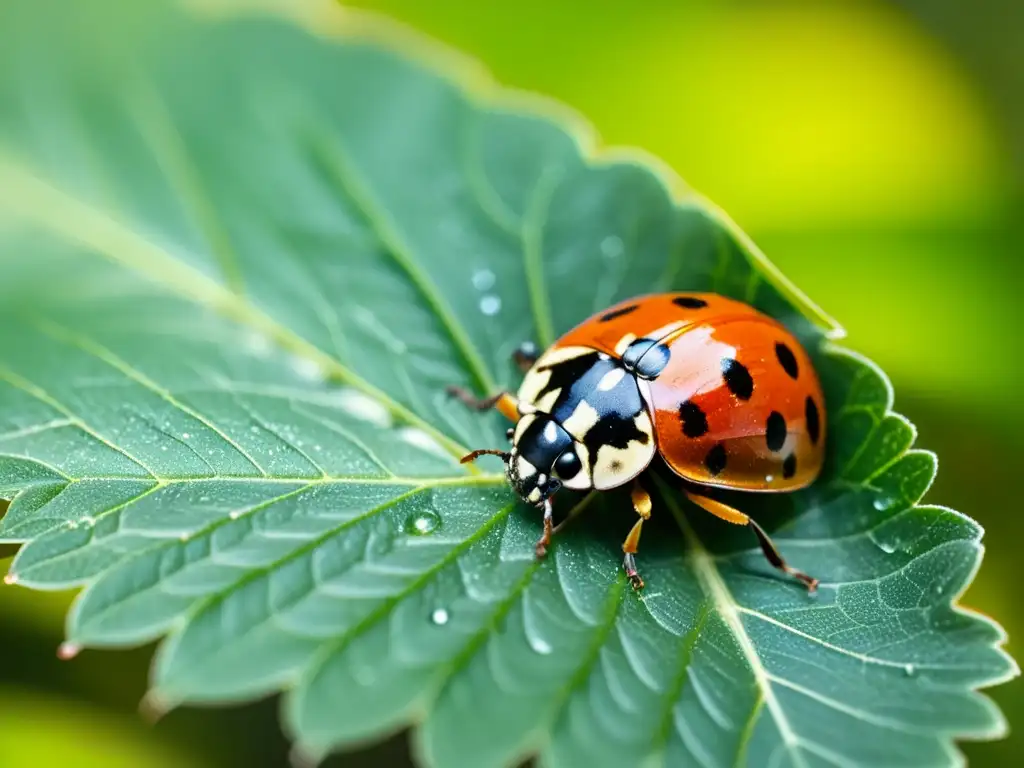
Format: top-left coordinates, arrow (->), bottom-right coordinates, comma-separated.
516,292 -> 826,493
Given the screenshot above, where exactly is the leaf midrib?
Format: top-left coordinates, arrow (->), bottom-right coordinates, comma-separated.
660,482 -> 809,768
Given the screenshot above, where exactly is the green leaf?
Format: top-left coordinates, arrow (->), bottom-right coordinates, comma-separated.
0,1 -> 1014,766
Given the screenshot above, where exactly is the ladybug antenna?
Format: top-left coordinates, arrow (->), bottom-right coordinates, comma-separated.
460,449 -> 510,465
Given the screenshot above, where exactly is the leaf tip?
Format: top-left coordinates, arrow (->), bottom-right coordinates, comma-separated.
56,641 -> 81,661
289,742 -> 323,768
3,572 -> 17,585
138,690 -> 174,724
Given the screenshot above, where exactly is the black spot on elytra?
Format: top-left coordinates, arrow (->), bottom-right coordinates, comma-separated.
806,396 -> 820,444
673,296 -> 708,309
704,443 -> 727,476
721,358 -> 754,400
679,400 -> 709,438
600,304 -> 639,322
775,342 -> 799,379
782,453 -> 797,479
766,411 -> 787,452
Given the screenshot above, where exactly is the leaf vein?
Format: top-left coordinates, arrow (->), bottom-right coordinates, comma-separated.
0,367 -> 156,477
307,131 -> 496,395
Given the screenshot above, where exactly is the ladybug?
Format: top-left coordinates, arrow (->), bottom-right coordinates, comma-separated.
448,292 -> 825,592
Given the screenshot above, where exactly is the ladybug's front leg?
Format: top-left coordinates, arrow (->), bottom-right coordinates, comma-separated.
445,388 -> 521,423
534,498 -> 554,558
622,480 -> 652,591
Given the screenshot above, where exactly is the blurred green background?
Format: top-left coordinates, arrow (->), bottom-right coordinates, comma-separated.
1,0 -> 1021,765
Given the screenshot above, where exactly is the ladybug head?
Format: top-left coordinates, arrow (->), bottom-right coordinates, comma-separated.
508,413 -> 584,506
461,414 -> 578,507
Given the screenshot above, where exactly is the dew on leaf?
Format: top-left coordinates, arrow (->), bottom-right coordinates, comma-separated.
244,331 -> 273,358
406,511 -> 441,536
333,389 -> 392,428
600,235 -> 623,258
530,637 -> 553,655
876,538 -> 897,554
904,663 -> 915,676
399,427 -> 448,457
873,496 -> 897,511
57,642 -> 81,660
291,356 -> 326,382
430,608 -> 450,626
182,432 -> 191,440
471,268 -> 496,291
479,295 -> 501,316
3,573 -> 17,585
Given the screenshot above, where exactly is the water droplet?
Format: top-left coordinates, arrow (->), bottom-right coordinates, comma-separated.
934,585 -> 945,596
530,638 -> 553,655
3,573 -> 18,585
179,533 -> 191,542
57,642 -> 81,660
333,389 -> 392,428
431,608 -> 450,626
80,516 -> 95,527
244,331 -> 273,358
876,539 -> 896,554
399,427 -> 448,457
765,474 -> 775,483
873,496 -> 896,511
406,511 -> 440,536
472,268 -> 496,291
600,235 -> 624,258
904,663 -> 915,676
229,510 -> 243,520
182,432 -> 191,440
250,425 -> 261,434
479,295 -> 501,316
291,357 -> 325,382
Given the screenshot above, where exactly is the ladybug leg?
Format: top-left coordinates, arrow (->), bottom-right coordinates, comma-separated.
445,387 -> 520,422
512,341 -> 539,372
621,481 -> 653,591
535,498 -> 554,558
683,490 -> 818,593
